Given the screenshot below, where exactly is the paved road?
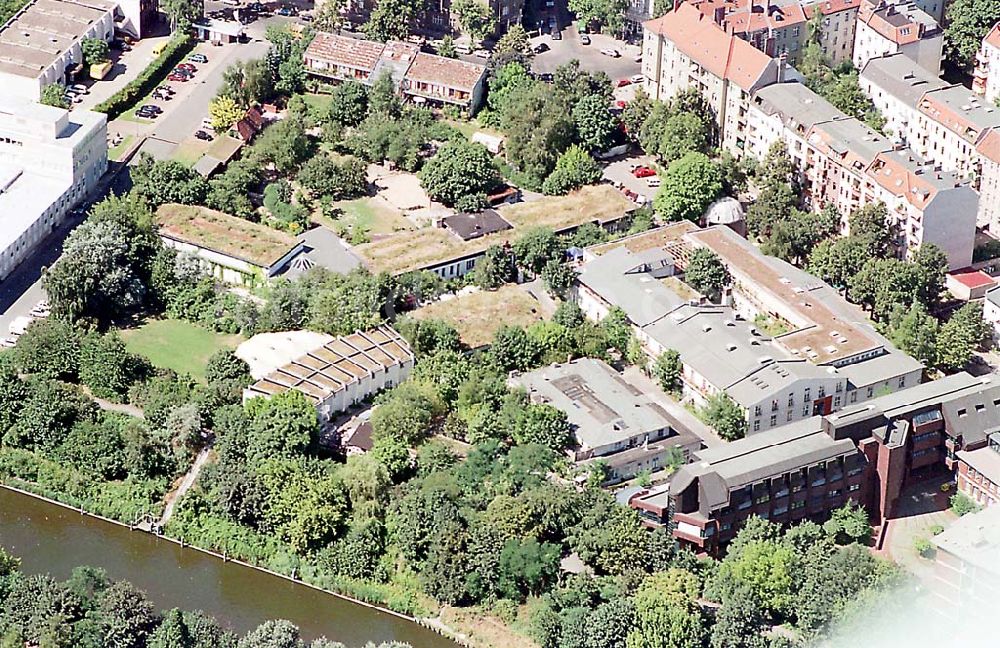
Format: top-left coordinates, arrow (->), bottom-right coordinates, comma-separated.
531,24 -> 641,80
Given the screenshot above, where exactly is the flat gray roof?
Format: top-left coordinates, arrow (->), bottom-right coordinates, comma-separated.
932,505 -> 1000,577
837,350 -> 925,388
811,117 -> 895,166
752,82 -> 844,133
0,0 -> 115,79
956,446 -> 1000,484
860,53 -> 949,108
513,358 -> 693,451
577,245 -> 683,327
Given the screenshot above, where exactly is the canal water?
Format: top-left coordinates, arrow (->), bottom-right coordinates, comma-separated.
0,487 -> 455,647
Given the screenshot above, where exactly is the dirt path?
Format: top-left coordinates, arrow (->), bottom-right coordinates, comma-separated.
159,444 -> 212,527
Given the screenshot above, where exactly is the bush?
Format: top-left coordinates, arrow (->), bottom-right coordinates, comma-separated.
913,537 -> 934,559
929,524 -> 945,536
950,492 -> 981,517
94,34 -> 194,118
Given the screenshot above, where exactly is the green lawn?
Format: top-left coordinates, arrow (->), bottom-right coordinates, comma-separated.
108,134 -> 135,161
121,319 -> 243,380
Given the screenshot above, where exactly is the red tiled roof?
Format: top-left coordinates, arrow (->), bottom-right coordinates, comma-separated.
304,32 -> 385,73
643,3 -> 777,91
985,22 -> 1000,50
802,0 -> 861,18
405,52 -> 486,92
867,152 -> 938,210
950,268 -> 996,290
689,0 -> 807,33
977,128 -> 1000,164
859,0 -> 921,45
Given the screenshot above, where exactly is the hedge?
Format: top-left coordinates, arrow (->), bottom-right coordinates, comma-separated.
94,33 -> 195,119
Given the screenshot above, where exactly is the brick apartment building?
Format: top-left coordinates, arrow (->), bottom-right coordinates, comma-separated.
633,372 -> 1000,555
853,0 -> 942,74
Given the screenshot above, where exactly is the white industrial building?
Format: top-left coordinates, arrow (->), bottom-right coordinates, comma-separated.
0,95 -> 107,281
241,326 -> 415,426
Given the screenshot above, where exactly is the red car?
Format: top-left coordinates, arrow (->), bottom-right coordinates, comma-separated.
176,63 -> 197,71
616,78 -> 632,87
632,165 -> 656,178
167,73 -> 188,82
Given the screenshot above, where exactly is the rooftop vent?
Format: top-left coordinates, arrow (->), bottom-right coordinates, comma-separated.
726,343 -> 738,351
702,324 -> 712,332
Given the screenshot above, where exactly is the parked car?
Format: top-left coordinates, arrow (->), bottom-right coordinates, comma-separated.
276,6 -> 292,15
188,53 -> 208,63
551,27 -> 562,40
538,72 -> 554,83
136,110 -> 158,119
630,74 -> 644,84
168,72 -> 189,81
646,177 -> 661,188
140,104 -> 162,114
579,34 -> 590,45
533,42 -> 549,54
177,63 -> 197,71
70,83 -> 88,94
474,49 -> 490,59
633,52 -> 642,63
152,91 -> 171,100
195,130 -> 213,141
632,165 -> 656,178
600,48 -> 620,57
616,78 -> 631,87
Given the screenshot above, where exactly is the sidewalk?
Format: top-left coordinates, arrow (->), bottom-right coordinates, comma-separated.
621,365 -> 724,447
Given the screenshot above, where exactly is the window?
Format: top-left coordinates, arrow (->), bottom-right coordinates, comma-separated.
828,489 -> 841,498
802,405 -> 810,417
787,410 -> 793,422
754,494 -> 770,504
754,405 -> 762,417
771,400 -> 779,412
753,419 -> 761,432
834,396 -> 841,407
818,386 -> 826,398
791,500 -> 805,510
788,394 -> 794,407
867,386 -> 874,398
770,414 -> 777,427
851,391 -> 857,403
848,483 -> 860,492
898,376 -> 906,388
804,388 -> 811,401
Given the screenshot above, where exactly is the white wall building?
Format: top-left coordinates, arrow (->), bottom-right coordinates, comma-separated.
642,3 -> 782,155
242,326 -> 415,426
973,22 -> 1000,105
0,95 -> 106,281
802,0 -> 862,66
853,0 -> 943,74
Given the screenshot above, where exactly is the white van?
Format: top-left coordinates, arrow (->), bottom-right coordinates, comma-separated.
8,315 -> 34,337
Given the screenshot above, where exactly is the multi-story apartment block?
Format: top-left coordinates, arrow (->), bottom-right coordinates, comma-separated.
932,506 -> 1000,619
743,77 -> 980,270
642,3 -> 783,152
978,130 -> 1000,233
956,432 -> 1000,508
625,0 -> 655,38
801,0 -> 861,65
853,0 -> 943,74
343,0 -> 523,37
973,22 -> 1000,105
0,95 -> 107,281
686,0 -> 810,65
858,53 -> 948,149
641,371 -> 1000,554
303,32 -> 487,112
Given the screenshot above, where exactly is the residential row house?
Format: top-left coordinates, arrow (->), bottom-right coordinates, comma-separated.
746,79 -> 979,269
638,371 -> 1000,554
801,0 -> 861,66
573,223 -> 923,435
973,22 -> 1000,106
685,0 -> 811,66
859,53 -> 1000,235
853,0 -> 943,74
303,32 -> 487,113
641,2 -> 783,154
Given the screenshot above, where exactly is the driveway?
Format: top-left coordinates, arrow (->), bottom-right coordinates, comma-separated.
603,154 -> 660,203
531,24 -> 641,80
76,28 -> 174,111
621,365 -> 724,448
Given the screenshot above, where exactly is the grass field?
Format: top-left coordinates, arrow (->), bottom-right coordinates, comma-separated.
411,285 -> 545,348
121,318 -> 243,380
108,134 -> 135,162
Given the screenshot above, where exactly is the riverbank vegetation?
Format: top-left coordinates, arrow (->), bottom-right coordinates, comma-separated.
0,546 -> 410,648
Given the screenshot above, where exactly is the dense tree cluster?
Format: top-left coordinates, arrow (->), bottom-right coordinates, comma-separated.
0,549 -> 409,648
943,0 -> 1000,71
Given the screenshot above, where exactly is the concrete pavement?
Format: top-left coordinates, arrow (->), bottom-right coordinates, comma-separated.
531,24 -> 641,80
621,365 -> 725,448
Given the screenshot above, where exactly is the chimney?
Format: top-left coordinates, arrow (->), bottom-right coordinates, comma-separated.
714,6 -> 725,25
777,51 -> 788,82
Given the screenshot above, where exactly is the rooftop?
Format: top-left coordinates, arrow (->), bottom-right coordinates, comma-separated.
303,32 -> 385,73
236,330 -> 335,379
0,0 -> 115,79
684,225 -> 884,364
155,203 -> 300,268
860,53 -> 949,107
0,164 -> 71,254
932,505 -> 1000,577
281,226 -> 363,278
752,82 -> 844,136
577,245 -> 684,327
950,268 -> 996,291
513,358 -> 696,452
246,325 -> 414,403
688,0 -> 808,34
801,0 -> 862,17
919,85 -> 1000,142
977,128 -> 1000,164
957,444 -> 1000,484
408,284 -> 544,348
867,149 -> 965,210
836,349 -> 924,387
405,51 -> 486,91
808,117 -> 895,171
441,209 -> 512,241
643,2 -> 779,92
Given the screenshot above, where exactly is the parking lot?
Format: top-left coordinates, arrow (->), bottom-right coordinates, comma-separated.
603,154 -> 660,205
531,24 -> 641,81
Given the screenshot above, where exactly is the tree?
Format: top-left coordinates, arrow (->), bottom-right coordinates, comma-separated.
541,145 -> 603,195
209,95 -> 243,132
474,245 -> 515,289
849,202 -> 892,255
541,260 -> 575,298
81,37 -> 110,65
653,152 -> 722,222
312,0 -> 345,31
569,0 -> 628,34
161,0 -> 201,30
652,349 -> 681,393
418,140 -> 500,207
807,236 -> 870,291
702,392 -> 745,441
363,0 -> 416,41
709,585 -> 767,648
585,598 -> 634,648
622,88 -> 652,142
849,258 -> 922,322
296,155 -> 368,200
79,332 -> 148,400
498,538 -> 560,600
485,62 -> 533,121
238,620 -> 302,648
887,304 -> 938,364
452,0 -> 495,40
936,301 -> 988,371
40,83 -> 69,108
325,81 -> 368,128
503,83 -> 575,188
513,227 -> 561,274
656,111 -> 709,163
250,115 -> 313,174
437,35 -> 457,58
572,94 -> 615,152
684,248 -> 730,302
510,403 -> 572,451
944,0 -> 1000,70
12,318 -> 80,380
627,570 -> 706,648
130,154 -> 208,207
823,502 -> 871,545
492,24 -> 531,67
912,243 -> 948,307
490,325 -> 542,371
207,159 -> 261,220
98,580 -> 159,648
370,382 -> 439,446
245,390 -> 317,461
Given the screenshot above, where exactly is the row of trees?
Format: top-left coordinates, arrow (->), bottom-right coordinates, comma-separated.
0,548 -> 408,648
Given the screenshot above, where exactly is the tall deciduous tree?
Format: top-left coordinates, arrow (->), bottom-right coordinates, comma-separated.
627,569 -> 706,648
684,248 -> 730,302
702,392 -> 745,441
944,0 -> 1000,70
418,140 -> 500,207
653,152 -> 722,223
541,145 -> 602,195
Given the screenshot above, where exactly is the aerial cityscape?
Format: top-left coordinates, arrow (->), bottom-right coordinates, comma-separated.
0,0 -> 998,645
